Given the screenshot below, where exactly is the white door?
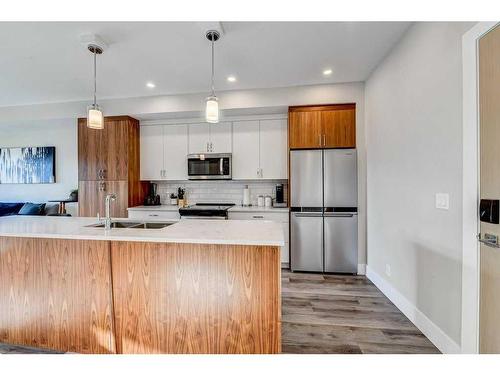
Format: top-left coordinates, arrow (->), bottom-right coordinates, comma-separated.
209,122 -> 232,153
259,119 -> 287,179
163,124 -> 188,180
140,125 -> 164,180
188,123 -> 210,153
232,120 -> 260,179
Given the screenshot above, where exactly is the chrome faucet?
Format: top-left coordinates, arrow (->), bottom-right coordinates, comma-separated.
104,193 -> 117,230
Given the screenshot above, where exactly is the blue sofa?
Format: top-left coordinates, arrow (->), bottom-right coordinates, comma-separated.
0,202 -> 60,217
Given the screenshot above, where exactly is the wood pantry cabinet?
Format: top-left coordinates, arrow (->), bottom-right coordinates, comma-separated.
288,104 -> 356,149
78,116 -> 146,218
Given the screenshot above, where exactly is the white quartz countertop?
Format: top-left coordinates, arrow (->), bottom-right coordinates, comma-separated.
127,205 -> 289,213
0,216 -> 284,247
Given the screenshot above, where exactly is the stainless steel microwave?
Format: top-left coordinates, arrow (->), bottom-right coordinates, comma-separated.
187,153 -> 232,180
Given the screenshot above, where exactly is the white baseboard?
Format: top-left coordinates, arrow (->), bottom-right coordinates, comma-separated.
357,263 -> 366,275
366,265 -> 461,354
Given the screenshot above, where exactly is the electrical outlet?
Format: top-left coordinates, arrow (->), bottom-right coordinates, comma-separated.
385,264 -> 391,277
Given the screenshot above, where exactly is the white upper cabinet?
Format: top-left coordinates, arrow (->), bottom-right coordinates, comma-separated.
189,122 -> 232,154
140,125 -> 164,180
210,122 -> 232,153
188,123 -> 210,153
259,119 -> 288,179
163,124 -> 188,180
232,121 -> 260,179
140,116 -> 287,181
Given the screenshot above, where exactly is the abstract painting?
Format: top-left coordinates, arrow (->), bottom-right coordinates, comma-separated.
0,146 -> 55,184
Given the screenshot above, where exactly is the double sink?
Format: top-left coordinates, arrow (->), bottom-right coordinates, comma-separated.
87,221 -> 174,229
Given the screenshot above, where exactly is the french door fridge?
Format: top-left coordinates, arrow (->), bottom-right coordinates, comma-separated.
290,149 -> 358,273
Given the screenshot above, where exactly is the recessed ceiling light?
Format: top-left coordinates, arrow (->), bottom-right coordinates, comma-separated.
146,82 -> 156,88
227,75 -> 237,82
323,69 -> 333,76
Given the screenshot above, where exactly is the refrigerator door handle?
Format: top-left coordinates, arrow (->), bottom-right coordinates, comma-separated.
292,213 -> 323,218
324,213 -> 355,217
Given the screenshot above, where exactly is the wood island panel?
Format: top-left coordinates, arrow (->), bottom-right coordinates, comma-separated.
110,241 -> 281,354
0,237 -> 116,354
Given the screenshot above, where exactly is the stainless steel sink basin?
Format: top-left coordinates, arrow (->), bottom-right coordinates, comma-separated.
131,222 -> 174,229
86,221 -> 174,229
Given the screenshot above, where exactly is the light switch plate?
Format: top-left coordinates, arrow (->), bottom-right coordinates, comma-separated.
435,193 -> 450,210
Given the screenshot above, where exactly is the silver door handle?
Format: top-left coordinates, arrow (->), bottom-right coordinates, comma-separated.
323,134 -> 326,147
252,215 -> 264,219
149,214 -> 159,217
220,158 -> 223,174
478,239 -> 500,248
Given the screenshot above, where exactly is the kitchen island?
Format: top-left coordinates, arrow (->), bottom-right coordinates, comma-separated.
0,216 -> 283,354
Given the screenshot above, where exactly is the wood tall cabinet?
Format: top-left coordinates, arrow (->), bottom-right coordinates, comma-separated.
78,116 -> 146,218
288,104 -> 356,149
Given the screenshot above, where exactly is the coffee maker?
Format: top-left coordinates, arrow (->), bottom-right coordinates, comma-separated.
273,184 -> 286,207
144,182 -> 161,206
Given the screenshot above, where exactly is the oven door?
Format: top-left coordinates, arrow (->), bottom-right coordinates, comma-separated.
187,153 -> 232,180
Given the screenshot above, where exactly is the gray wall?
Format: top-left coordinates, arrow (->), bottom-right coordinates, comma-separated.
365,22 -> 473,345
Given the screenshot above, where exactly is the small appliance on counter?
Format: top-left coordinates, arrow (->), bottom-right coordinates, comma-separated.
144,182 -> 161,206
273,183 -> 287,207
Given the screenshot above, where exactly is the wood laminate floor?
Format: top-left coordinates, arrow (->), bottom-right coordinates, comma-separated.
0,270 -> 439,354
281,270 -> 440,354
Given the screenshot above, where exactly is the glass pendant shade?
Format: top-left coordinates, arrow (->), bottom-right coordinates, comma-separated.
205,96 -> 219,123
87,104 -> 104,129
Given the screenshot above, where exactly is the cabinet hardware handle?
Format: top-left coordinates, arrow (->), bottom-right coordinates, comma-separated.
323,134 -> 326,147
149,214 -> 159,217
253,215 -> 264,219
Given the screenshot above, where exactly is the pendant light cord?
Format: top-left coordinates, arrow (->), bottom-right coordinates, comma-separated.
211,38 -> 215,96
93,49 -> 97,107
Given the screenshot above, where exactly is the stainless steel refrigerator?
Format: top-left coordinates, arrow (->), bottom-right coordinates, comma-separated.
290,149 -> 358,273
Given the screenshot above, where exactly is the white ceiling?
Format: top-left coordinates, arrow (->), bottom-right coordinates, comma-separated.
0,22 -> 410,107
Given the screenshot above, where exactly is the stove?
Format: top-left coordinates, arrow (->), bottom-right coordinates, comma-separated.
179,203 -> 235,220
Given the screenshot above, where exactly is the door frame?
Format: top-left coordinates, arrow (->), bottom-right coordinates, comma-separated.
461,21 -> 499,354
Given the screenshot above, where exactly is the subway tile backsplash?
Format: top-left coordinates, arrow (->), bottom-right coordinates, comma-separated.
156,180 -> 288,206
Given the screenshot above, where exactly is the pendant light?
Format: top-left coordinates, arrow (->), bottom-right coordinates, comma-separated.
205,30 -> 220,124
87,44 -> 104,129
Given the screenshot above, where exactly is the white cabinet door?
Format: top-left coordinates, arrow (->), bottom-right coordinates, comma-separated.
140,125 -> 164,180
163,124 -> 188,180
232,120 -> 260,179
260,119 -> 288,179
210,122 -> 232,153
188,123 -> 210,153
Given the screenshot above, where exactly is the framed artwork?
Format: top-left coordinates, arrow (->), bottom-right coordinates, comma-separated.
0,146 -> 56,184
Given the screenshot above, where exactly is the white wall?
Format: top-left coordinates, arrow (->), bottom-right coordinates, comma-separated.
365,22 -> 474,352
0,118 -> 78,215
